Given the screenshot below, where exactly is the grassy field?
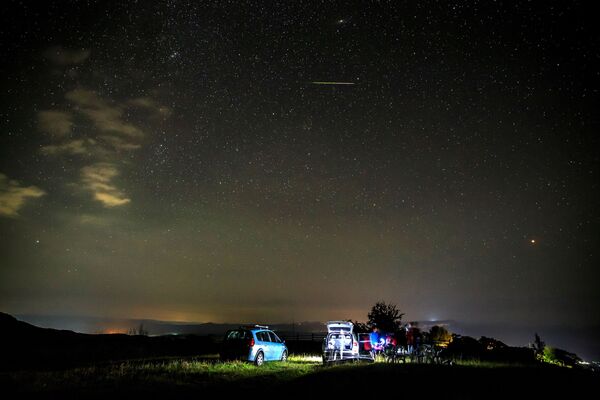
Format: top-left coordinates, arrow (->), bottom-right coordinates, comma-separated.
3,354 -> 307,391
2,354 -> 597,398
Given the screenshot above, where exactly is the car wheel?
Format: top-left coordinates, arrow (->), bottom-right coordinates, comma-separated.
255,351 -> 265,366
281,350 -> 288,362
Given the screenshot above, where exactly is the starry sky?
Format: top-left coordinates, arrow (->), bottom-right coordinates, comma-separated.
0,1 -> 598,357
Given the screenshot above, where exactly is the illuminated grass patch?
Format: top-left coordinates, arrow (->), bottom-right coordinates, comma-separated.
7,355 -> 323,392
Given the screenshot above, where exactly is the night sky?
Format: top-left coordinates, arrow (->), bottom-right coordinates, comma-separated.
1,2 -> 598,358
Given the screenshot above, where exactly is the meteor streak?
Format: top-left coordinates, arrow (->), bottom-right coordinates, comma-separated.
310,81 -> 356,85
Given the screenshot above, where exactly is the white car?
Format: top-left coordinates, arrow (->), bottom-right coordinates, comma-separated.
322,321 -> 359,364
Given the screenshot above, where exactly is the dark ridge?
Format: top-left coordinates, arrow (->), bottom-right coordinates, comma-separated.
0,312 -> 217,371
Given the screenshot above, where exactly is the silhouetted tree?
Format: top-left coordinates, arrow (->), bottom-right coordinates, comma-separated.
429,325 -> 452,347
138,323 -> 148,336
445,334 -> 483,360
541,346 -> 581,368
367,301 -> 404,333
532,332 -> 545,357
351,320 -> 370,333
479,336 -> 507,351
128,323 -> 148,336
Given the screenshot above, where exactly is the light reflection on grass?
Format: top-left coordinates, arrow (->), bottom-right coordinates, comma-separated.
288,354 -> 322,363
7,354 -> 324,392
6,353 -> 548,393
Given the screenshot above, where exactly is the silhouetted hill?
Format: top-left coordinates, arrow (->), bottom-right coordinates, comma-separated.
15,313 -> 326,336
2,311 -> 83,339
0,312 -> 217,371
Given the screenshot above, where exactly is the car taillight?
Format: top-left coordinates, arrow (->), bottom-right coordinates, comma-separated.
249,338 -> 255,347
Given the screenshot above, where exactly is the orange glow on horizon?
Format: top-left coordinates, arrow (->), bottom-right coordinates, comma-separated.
103,329 -> 126,334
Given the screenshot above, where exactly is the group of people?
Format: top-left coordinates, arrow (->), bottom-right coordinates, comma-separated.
369,323 -> 422,355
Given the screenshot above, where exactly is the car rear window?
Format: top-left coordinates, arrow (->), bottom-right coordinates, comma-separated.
268,331 -> 282,343
256,331 -> 271,342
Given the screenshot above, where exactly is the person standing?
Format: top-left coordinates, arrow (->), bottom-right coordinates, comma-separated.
406,323 -> 414,354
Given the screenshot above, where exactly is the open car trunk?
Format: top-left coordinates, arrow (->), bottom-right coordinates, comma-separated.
326,321 -> 354,334
323,321 -> 358,363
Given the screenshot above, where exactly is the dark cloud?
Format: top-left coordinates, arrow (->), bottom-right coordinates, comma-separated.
38,110 -> 73,138
0,174 -> 46,218
80,162 -> 130,207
